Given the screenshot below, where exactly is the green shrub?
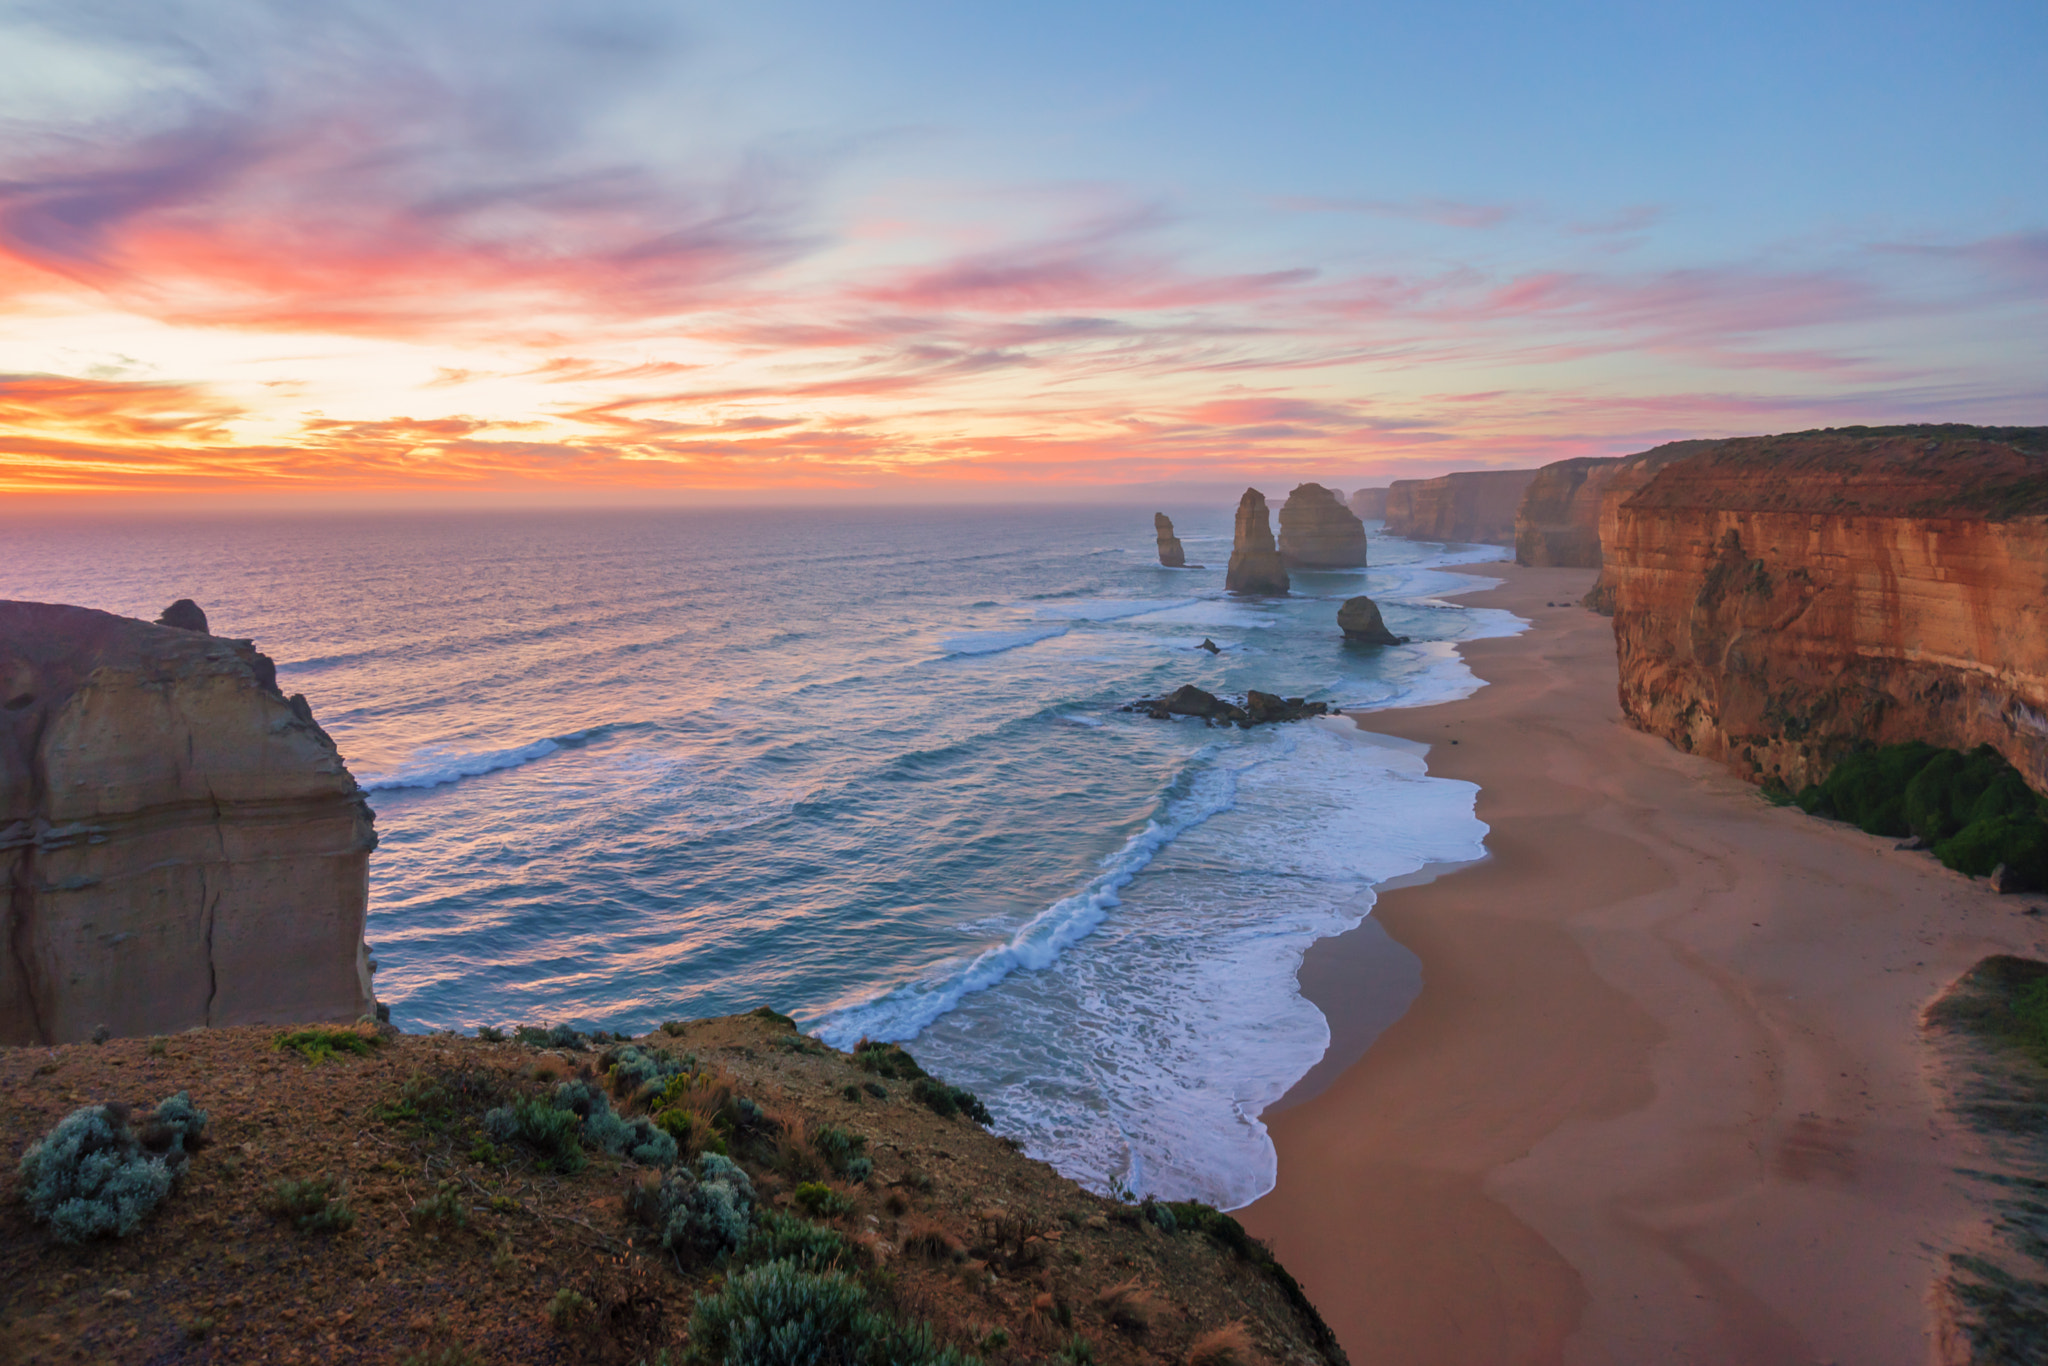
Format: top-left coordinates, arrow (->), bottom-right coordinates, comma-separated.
476,1025 -> 507,1043
810,1124 -> 870,1180
552,1080 -> 677,1167
660,1020 -> 690,1037
1798,743 -> 2048,889
276,1026 -> 380,1063
750,1006 -> 798,1029
484,1097 -> 587,1173
604,1044 -> 691,1096
409,1180 -> 468,1234
793,1182 -> 853,1219
547,1287 -> 593,1329
731,1209 -> 855,1273
16,1092 -> 207,1243
910,1077 -> 992,1126
627,1151 -> 759,1261
267,1174 -> 355,1233
687,1258 -> 978,1366
852,1041 -> 929,1081
513,1024 -> 589,1050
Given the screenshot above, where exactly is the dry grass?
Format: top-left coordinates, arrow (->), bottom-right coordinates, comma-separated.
1095,1277 -> 1155,1335
1187,1320 -> 1260,1366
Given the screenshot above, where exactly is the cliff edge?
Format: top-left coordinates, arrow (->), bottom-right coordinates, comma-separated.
1382,469 -> 1537,545
1,601 -> 376,1045
1604,427 -> 2048,793
1514,441 -> 1724,570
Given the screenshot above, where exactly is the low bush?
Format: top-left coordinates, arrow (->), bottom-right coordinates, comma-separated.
1926,955 -> 2048,1069
1798,743 -> 2048,888
604,1044 -> 691,1097
276,1026 -> 380,1063
810,1123 -> 872,1182
910,1077 -> 992,1126
626,1151 -> 759,1261
553,1080 -> 678,1167
792,1181 -> 853,1219
731,1209 -> 856,1273
16,1092 -> 208,1243
546,1287 -> 593,1329
852,1040 -> 928,1081
267,1174 -> 355,1233
688,1258 -> 978,1366
484,1097 -> 587,1174
513,1024 -> 590,1050
1186,1322 -> 1256,1366
749,1006 -> 798,1029
409,1180 -> 469,1234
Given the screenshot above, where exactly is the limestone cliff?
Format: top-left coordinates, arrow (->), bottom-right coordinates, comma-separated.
1349,487 -> 1389,520
1224,489 -> 1290,595
1154,512 -> 1188,567
1604,427 -> 2048,794
1507,439 -> 1722,590
1,602 -> 376,1045
1381,469 -> 1538,544
1278,483 -> 1370,568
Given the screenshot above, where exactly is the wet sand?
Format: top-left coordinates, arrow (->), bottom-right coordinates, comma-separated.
1239,561 -> 2048,1365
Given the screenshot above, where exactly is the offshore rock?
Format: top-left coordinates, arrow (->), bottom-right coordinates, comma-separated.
1153,512 -> 1190,568
1278,483 -> 1370,568
1225,489 -> 1290,595
1382,469 -> 1539,545
1338,595 -> 1408,645
1349,488 -> 1390,520
1515,441 -> 1723,571
1125,684 -> 1330,728
0,601 -> 377,1045
1604,426 -> 2048,795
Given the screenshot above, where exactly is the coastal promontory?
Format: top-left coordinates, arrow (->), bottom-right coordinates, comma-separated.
1277,483 -> 1369,568
1382,469 -> 1538,545
1224,489 -> 1290,595
0,601 -> 377,1045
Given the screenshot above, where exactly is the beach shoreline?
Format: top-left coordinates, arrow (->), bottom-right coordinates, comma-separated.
1240,560 -> 2048,1365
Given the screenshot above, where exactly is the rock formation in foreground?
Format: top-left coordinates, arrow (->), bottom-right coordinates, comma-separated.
1153,512 -> 1190,567
0,601 -> 377,1045
1349,487 -> 1390,520
1127,684 -> 1333,727
1381,468 -> 1538,544
1277,483 -> 1370,568
1604,426 -> 2048,794
1224,488 -> 1290,595
1338,595 -> 1408,645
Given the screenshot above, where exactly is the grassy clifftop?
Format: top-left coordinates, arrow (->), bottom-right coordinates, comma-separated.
0,1011 -> 1344,1366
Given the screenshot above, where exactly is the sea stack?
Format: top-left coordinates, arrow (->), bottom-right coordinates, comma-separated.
1337,595 -> 1407,645
1154,512 -> 1188,567
1224,489 -> 1290,595
1278,483 -> 1369,568
0,600 -> 378,1045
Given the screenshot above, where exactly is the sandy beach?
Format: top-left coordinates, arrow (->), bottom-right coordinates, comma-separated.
1239,561 -> 2048,1365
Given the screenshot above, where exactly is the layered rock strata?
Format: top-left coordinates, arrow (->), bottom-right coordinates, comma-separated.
1153,512 -> 1189,568
1337,595 -> 1408,645
1516,441 -> 1724,570
1381,469 -> 1538,544
1605,427 -> 2048,794
1277,483 -> 1370,568
1349,488 -> 1390,520
1,601 -> 377,1045
1225,489 -> 1290,595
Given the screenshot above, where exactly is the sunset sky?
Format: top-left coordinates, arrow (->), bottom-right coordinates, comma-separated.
2,0 -> 2043,505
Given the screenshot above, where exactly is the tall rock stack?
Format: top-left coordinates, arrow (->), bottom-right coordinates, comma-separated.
0,601 -> 378,1045
1154,513 -> 1188,568
1277,483 -> 1370,568
1224,489 -> 1290,595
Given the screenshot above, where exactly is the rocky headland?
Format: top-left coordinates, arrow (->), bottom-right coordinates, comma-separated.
1347,488 -> 1389,521
0,601 -> 376,1046
1152,512 -> 1191,568
1277,484 -> 1369,568
1601,426 -> 2048,794
1224,489 -> 1290,595
1510,441 -> 1722,571
1381,469 -> 1538,545
1336,596 -> 1407,646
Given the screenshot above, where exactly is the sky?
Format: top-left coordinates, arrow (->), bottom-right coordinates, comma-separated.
0,0 -> 2043,507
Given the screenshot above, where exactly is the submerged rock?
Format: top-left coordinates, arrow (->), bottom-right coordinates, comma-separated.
1153,513 -> 1193,568
1278,483 -> 1369,568
1224,489 -> 1289,595
1337,595 -> 1408,646
1124,684 -> 1332,728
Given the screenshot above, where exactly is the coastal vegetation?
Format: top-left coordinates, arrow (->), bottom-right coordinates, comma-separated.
1926,957 -> 2048,1363
0,1011 -> 1339,1364
1786,743 -> 2048,889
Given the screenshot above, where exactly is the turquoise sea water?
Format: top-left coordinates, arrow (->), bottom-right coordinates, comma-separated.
2,505 -> 1519,1207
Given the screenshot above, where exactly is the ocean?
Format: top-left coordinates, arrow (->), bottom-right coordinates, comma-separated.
3,504 -> 1520,1209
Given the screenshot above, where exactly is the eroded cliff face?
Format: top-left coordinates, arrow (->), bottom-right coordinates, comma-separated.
1224,488 -> 1289,595
1349,487 -> 1389,520
1381,469 -> 1538,544
1,602 -> 376,1044
1605,429 -> 2048,794
1277,482 -> 1369,568
1510,440 -> 1722,595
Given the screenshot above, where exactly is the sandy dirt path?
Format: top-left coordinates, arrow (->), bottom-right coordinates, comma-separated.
1238,561 -> 2047,1365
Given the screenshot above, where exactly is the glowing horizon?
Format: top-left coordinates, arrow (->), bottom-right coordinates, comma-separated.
2,1 -> 2043,507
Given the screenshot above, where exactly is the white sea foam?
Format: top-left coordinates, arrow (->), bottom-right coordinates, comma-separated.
939,624 -> 1071,656
1031,597 -> 1196,622
358,737 -> 564,791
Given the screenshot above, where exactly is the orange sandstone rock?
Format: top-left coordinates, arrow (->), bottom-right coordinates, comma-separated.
1603,428 -> 2048,793
1277,483 -> 1369,568
1381,469 -> 1539,545
0,601 -> 376,1044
